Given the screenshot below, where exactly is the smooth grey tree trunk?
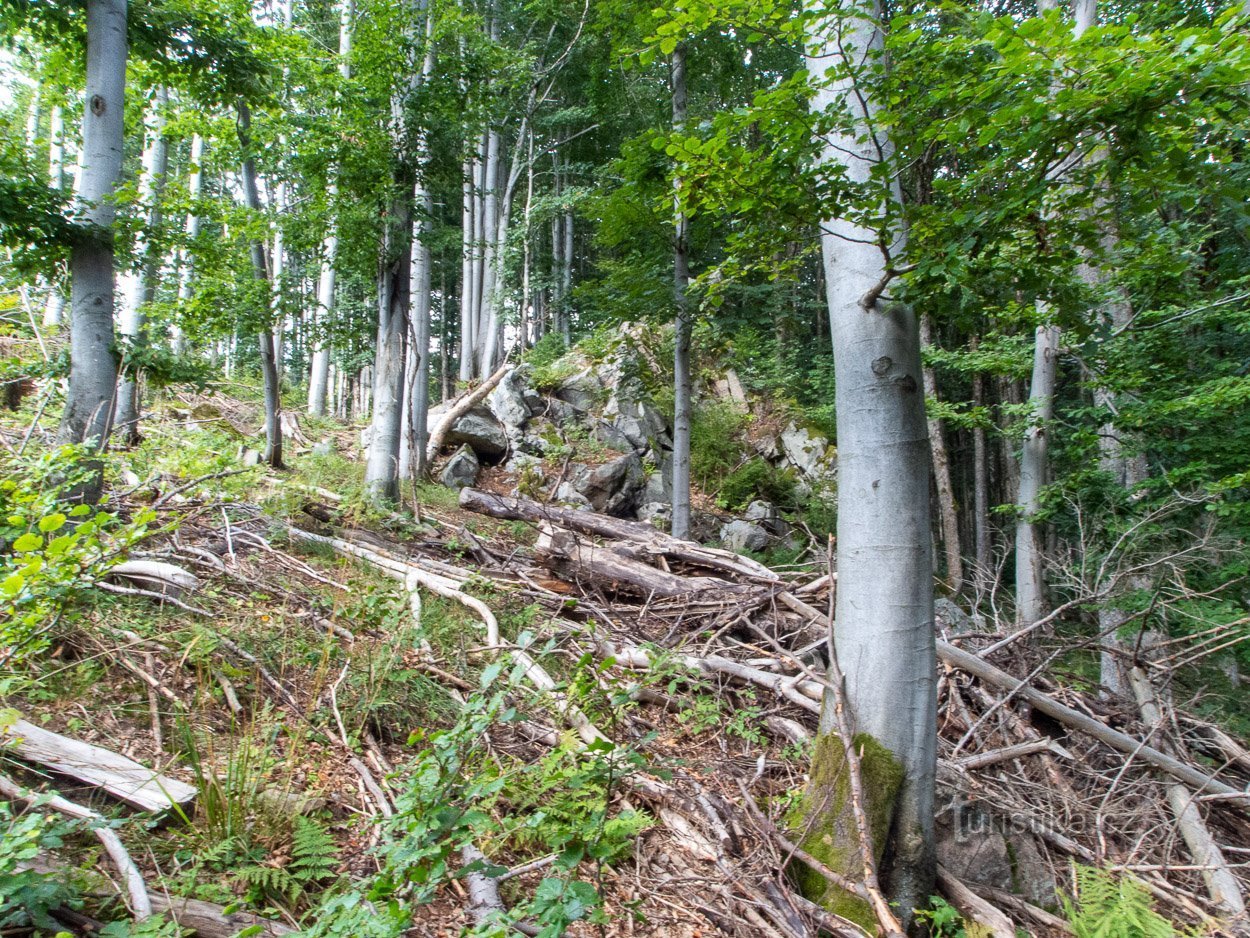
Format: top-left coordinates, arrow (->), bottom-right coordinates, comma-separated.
804,0 -> 936,925
308,0 -> 353,417
364,195 -> 411,500
971,349 -> 992,589
1014,322 -> 1058,627
237,101 -> 283,468
59,0 -> 127,449
171,133 -> 205,356
460,155 -> 477,383
409,11 -> 436,479
669,44 -> 693,542
43,103 -> 68,328
920,315 -> 963,595
114,87 -> 169,443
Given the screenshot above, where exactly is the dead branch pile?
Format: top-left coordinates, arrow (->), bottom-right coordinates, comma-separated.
12,477 -> 1250,938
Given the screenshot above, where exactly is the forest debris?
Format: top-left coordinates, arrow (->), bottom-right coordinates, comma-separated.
426,362 -> 513,462
1,719 -> 196,812
458,486 -> 778,582
936,864 -> 1016,938
953,739 -> 1070,771
107,559 -> 202,597
1128,665 -> 1246,916
936,642 -> 1250,806
150,894 -> 295,937
0,774 -> 152,920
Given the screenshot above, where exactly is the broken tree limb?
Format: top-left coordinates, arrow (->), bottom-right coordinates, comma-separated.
1,719 -> 196,812
536,525 -> 757,600
954,739 -> 1070,771
1127,666 -> 1245,917
107,560 -> 202,596
0,774 -> 151,920
458,487 -> 778,582
935,865 -> 1016,938
425,362 -> 512,463
936,641 -> 1250,806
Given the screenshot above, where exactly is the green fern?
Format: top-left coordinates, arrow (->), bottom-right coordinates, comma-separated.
290,817 -> 339,883
1063,865 -> 1181,938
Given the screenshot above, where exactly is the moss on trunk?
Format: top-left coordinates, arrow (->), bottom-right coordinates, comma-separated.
787,732 -> 905,930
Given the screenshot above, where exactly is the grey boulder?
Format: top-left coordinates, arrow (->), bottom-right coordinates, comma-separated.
440,445 -> 480,489
447,406 -> 509,461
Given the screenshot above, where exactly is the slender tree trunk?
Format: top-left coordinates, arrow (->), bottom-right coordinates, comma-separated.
409,12 -> 436,480
919,315 -> 963,595
43,103 -> 68,328
971,347 -> 992,589
171,133 -> 205,356
237,101 -> 283,469
114,87 -> 169,444
1015,322 -> 1058,627
309,0 -> 353,417
801,1 -> 935,926
459,156 -> 477,382
59,0 -> 127,449
365,196 -> 411,500
670,44 -> 693,542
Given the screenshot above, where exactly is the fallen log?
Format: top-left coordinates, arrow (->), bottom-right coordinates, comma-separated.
459,487 -> 778,582
536,526 -> 757,600
107,560 -> 201,597
1128,665 -> 1245,916
936,642 -> 1250,807
425,362 -> 512,463
935,865 -> 1016,938
1,719 -> 196,812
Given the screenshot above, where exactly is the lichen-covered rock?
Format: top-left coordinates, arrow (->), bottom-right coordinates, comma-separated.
781,422 -> 836,483
591,419 -> 635,454
440,445 -> 480,489
447,406 -> 508,461
637,502 -> 671,528
554,480 -> 592,509
488,368 -> 533,430
569,453 -> 645,516
553,368 -> 603,413
719,519 -> 770,553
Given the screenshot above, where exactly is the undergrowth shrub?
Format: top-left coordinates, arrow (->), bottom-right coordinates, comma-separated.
689,402 -> 748,494
1063,866 -> 1185,938
717,458 -> 797,511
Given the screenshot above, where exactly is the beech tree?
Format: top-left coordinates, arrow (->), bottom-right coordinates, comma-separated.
800,0 -> 935,926
58,0 -> 127,449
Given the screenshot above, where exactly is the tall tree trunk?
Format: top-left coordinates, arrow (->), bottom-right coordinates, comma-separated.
409,11 -> 436,479
920,315 -> 963,595
171,133 -> 205,356
970,346 -> 992,590
1014,322 -> 1058,627
669,44 -> 693,542
308,0 -> 353,417
459,155 -> 477,382
801,1 -> 935,926
43,103 -> 68,328
59,0 -> 127,449
237,101 -> 283,469
114,87 -> 169,444
365,188 -> 411,500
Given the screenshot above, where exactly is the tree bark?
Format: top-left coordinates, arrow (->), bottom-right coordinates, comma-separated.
115,87 -> 169,444
804,0 -> 936,925
171,133 -> 205,356
670,43 -> 693,541
237,100 -> 283,469
920,315 -> 963,595
970,346 -> 992,590
43,103 -> 67,327
59,0 -> 128,449
1014,321 -> 1057,628
308,0 -> 354,416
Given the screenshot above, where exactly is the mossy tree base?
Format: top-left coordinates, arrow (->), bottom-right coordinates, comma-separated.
787,732 -> 905,931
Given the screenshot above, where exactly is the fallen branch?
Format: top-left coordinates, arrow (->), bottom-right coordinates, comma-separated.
0,774 -> 151,920
935,864 -> 1015,938
1,719 -> 196,812
936,641 -> 1250,806
426,363 -> 512,463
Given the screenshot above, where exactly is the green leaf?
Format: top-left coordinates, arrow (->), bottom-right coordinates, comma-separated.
38,513 -> 66,533
12,533 -> 42,553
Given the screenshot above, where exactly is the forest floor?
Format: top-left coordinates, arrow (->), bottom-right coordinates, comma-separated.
3,387 -> 1250,938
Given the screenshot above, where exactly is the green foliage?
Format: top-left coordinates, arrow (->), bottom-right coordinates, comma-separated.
0,447 -> 161,687
717,458 -> 796,512
916,897 -> 991,938
1063,866 -> 1186,938
0,798 -> 78,931
688,401 -> 748,494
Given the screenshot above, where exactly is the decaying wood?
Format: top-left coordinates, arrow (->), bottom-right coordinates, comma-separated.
1128,665 -> 1245,916
536,525 -> 757,599
1,719 -> 196,812
459,487 -> 778,581
936,864 -> 1017,938
107,559 -> 202,596
937,642 -> 1250,806
954,739 -> 1069,771
425,362 -> 512,462
1,774 -> 152,920
150,894 -> 295,937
